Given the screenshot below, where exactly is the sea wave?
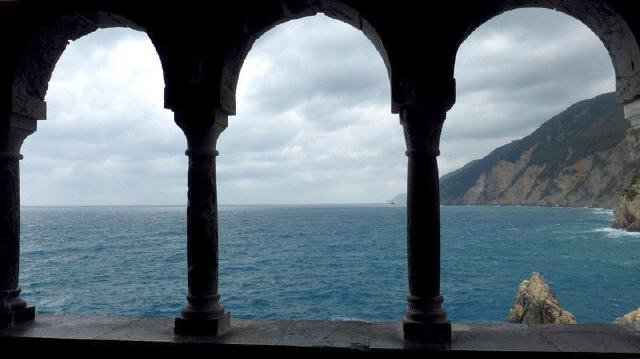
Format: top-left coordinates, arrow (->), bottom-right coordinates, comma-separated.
20,205 -> 640,323
330,315 -> 366,322
593,227 -> 640,238
590,208 -> 613,216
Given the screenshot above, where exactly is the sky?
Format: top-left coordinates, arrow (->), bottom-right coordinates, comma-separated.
20,9 -> 615,206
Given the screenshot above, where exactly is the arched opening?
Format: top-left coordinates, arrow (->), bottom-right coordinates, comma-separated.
216,14 -> 408,321
216,0 -> 395,116
17,27 -> 187,317
442,7 -> 640,323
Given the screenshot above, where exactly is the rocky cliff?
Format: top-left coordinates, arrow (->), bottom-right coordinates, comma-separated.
508,272 -> 576,325
612,134 -> 640,231
440,93 -> 640,208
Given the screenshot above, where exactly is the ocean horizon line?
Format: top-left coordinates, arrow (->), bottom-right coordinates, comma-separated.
20,203 -> 615,210
20,202 -> 394,208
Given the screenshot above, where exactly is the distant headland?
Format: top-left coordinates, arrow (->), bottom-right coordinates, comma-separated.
390,93 -> 640,231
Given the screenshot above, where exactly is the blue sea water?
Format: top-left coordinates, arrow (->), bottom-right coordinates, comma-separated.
19,205 -> 640,323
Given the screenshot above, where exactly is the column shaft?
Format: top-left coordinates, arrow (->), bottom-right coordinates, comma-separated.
174,110 -> 230,336
184,151 -> 223,313
406,153 -> 442,303
401,108 -> 451,346
0,156 -> 21,294
0,153 -> 35,328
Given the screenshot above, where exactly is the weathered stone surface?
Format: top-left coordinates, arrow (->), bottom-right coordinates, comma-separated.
4,316 -> 640,355
173,110 -> 229,336
1,0 -> 640,354
612,166 -> 640,231
0,155 -> 35,329
400,105 -> 451,346
614,307 -> 640,331
508,273 -> 577,325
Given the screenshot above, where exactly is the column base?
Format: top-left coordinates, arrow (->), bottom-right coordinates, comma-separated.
0,306 -> 35,329
174,311 -> 230,336
402,319 -> 451,348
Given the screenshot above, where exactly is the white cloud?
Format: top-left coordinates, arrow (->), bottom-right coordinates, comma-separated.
20,9 -> 616,205
441,8 -> 615,175
21,29 -> 185,206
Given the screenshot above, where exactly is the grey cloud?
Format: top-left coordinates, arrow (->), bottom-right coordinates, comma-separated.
238,16 -> 391,117
440,8 -> 615,174
20,10 -> 617,205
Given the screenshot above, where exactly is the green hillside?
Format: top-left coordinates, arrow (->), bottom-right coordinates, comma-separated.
440,92 -> 627,204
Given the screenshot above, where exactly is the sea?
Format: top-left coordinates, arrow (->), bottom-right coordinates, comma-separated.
19,205 -> 640,323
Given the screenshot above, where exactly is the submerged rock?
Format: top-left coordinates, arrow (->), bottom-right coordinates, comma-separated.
614,308 -> 640,330
508,272 -> 577,324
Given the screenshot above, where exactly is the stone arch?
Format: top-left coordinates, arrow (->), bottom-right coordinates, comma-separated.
217,0 -> 394,116
455,0 -> 640,106
10,10 -> 168,123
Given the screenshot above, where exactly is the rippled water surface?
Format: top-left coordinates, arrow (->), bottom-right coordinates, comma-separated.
20,205 -> 640,323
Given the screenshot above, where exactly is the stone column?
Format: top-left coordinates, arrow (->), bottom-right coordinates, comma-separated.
174,108 -> 230,336
0,113 -> 38,329
400,104 -> 451,346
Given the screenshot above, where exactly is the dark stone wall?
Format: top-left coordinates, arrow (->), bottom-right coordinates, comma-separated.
4,0 -> 639,122
2,0 -> 640,342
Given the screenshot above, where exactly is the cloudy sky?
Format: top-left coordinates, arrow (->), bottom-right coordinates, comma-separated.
20,9 -> 615,205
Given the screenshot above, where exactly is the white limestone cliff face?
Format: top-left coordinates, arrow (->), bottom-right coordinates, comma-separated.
457,131 -> 639,208
440,93 -> 640,209
508,272 -> 577,325
461,146 -> 538,204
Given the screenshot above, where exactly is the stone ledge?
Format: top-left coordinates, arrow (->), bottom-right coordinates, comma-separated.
1,315 -> 640,356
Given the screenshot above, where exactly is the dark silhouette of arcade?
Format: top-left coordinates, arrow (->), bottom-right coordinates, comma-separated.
2,0 -> 640,354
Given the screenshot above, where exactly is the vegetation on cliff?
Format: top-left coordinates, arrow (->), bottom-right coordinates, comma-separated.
440,93 -> 637,208
612,153 -> 640,231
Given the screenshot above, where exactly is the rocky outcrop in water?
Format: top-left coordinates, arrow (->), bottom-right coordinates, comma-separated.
614,307 -> 640,330
615,308 -> 640,324
508,272 -> 577,324
440,93 -> 640,209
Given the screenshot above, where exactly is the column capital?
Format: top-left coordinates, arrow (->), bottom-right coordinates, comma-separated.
12,93 -> 47,122
398,76 -> 455,157
174,107 -> 228,153
0,115 -> 39,156
400,104 -> 447,158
